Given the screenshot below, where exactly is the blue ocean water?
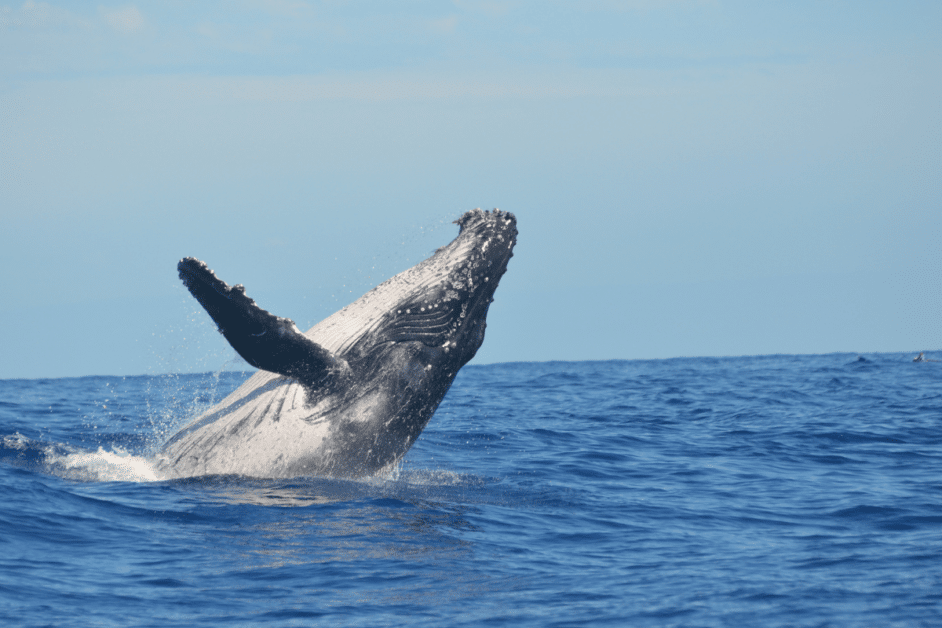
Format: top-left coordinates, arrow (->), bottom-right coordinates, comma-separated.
1,353 -> 940,627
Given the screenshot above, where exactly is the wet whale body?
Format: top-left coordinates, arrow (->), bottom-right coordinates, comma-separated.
159,209 -> 517,479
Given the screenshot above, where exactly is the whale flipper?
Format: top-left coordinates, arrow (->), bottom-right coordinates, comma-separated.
178,257 -> 344,387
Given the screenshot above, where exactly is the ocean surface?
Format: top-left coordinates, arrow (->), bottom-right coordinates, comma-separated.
1,353 -> 940,627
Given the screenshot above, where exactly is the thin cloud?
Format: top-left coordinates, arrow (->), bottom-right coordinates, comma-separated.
253,0 -> 311,19
171,69 -> 681,103
428,16 -> 458,35
576,0 -> 715,10
452,1 -> 516,17
99,5 -> 144,34
0,1 -> 74,28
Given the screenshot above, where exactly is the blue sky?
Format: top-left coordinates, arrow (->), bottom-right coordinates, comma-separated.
1,1 -> 940,378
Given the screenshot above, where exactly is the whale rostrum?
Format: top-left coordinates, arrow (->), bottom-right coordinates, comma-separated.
159,208 -> 517,479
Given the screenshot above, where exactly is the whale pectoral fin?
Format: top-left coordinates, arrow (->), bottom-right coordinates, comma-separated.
178,257 -> 342,387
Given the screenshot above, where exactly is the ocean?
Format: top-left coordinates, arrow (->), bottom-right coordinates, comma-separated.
0,353 -> 939,627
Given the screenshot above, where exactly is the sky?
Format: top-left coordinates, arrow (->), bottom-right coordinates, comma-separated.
1,1 -> 940,379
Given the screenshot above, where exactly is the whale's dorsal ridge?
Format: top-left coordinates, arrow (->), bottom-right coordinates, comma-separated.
177,257 -> 346,388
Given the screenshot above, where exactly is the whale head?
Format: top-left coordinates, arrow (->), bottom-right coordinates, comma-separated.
310,208 -> 517,366
380,207 -> 517,364
304,208 -> 517,474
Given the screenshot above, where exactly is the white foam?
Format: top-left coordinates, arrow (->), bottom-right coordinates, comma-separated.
394,468 -> 480,487
2,432 -> 30,451
48,447 -> 162,483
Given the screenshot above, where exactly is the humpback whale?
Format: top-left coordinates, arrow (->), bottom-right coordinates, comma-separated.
159,209 -> 517,479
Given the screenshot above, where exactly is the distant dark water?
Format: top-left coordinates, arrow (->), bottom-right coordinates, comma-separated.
1,354 -> 940,627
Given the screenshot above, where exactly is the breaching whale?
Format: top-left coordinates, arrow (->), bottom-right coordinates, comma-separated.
158,208 -> 517,479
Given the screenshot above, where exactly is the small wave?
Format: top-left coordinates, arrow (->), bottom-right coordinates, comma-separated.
45,446 -> 162,483
2,432 -> 162,482
393,468 -> 487,487
2,431 -> 31,451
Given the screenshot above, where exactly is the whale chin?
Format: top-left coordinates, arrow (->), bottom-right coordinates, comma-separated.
160,208 -> 517,479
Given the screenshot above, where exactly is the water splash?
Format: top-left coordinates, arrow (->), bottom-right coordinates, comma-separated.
45,445 -> 162,482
